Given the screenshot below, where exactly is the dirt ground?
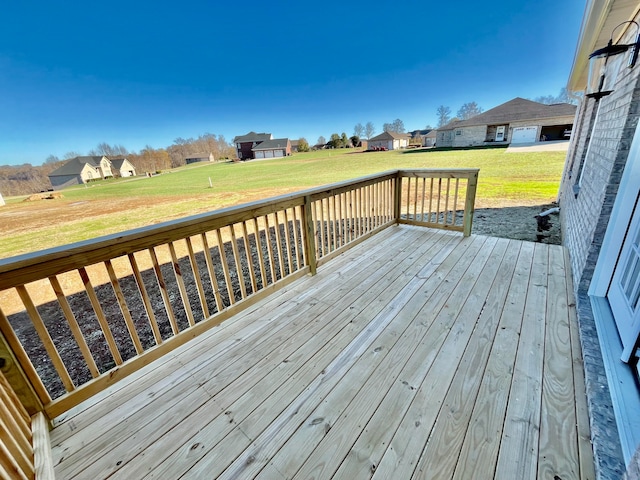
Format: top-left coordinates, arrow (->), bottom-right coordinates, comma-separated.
472,203 -> 561,244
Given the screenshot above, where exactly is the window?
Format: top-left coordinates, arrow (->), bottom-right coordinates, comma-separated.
455,130 -> 462,136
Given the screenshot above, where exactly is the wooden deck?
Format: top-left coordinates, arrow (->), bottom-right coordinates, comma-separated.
47,225 -> 595,479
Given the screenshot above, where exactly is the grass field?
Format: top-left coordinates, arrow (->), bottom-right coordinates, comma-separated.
0,148 -> 566,259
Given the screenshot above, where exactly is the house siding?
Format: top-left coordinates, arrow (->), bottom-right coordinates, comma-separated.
452,125 -> 486,147
558,12 -> 640,478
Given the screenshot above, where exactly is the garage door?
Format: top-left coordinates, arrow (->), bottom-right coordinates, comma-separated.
265,150 -> 274,158
255,151 -> 265,159
273,150 -> 284,157
511,126 -> 538,144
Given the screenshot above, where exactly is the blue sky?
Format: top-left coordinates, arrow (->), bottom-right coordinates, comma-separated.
0,0 -> 585,166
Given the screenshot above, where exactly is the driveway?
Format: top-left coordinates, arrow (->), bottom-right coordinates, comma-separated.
505,140 -> 570,153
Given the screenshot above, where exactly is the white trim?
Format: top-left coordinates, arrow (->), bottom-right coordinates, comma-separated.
590,296 -> 640,463
589,116 -> 640,297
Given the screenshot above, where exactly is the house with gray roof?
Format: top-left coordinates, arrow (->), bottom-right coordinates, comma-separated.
109,157 -> 137,177
436,98 -> 576,147
233,132 -> 273,160
251,138 -> 291,158
368,131 -> 410,150
48,156 -> 114,190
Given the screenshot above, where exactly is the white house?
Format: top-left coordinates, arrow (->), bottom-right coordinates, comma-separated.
368,131 -> 410,150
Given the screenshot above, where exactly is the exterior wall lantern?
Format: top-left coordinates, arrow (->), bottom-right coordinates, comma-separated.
586,20 -> 640,99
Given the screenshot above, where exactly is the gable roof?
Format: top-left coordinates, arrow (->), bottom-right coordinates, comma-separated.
442,98 -> 576,129
48,156 -> 107,176
184,153 -> 212,159
109,157 -> 134,170
233,132 -> 273,143
252,138 -> 290,151
369,131 -> 410,141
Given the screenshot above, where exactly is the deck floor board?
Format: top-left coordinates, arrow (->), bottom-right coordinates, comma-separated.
49,225 -> 594,479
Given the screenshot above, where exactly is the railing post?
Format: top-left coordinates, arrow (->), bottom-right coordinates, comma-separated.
393,172 -> 402,223
0,329 -> 45,417
463,171 -> 479,237
303,195 -> 317,275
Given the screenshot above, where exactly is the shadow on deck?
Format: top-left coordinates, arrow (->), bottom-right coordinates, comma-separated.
49,225 -> 594,479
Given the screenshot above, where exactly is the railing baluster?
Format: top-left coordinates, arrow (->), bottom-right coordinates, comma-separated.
263,215 -> 277,282
302,195 -> 316,275
452,178 -> 461,226
77,267 -> 124,365
413,176 -> 419,221
436,178 -> 443,224
128,253 -> 163,345
0,373 -> 31,441
420,178 -> 426,222
0,375 -> 33,477
251,219 -> 268,289
443,178 -> 451,226
428,178 -> 434,223
149,248 -> 180,335
316,201 -> 325,257
291,207 -> 302,270
283,209 -> 294,274
168,242 -> 196,327
104,260 -> 144,354
16,286 -> 75,392
272,213 -> 286,279
201,233 -> 224,312
186,237 -> 210,319
215,229 -> 235,305
241,221 -> 258,294
48,276 -> 100,377
228,225 -> 248,299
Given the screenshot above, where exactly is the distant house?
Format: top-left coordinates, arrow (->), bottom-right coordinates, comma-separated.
184,153 -> 215,165
423,130 -> 437,147
48,156 -> 114,190
108,157 -> 137,177
290,140 -> 300,153
368,131 -> 410,150
251,138 -> 291,159
436,98 -> 576,148
233,132 -> 273,160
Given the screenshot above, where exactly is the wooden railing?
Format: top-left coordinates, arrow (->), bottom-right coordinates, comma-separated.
0,169 -> 478,421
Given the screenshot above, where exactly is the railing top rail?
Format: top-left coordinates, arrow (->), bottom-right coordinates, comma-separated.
0,168 -> 478,290
398,168 -> 479,179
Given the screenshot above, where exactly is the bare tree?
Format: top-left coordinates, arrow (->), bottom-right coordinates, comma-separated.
392,118 -> 405,133
63,151 -> 83,159
383,119 -> 405,133
534,88 -> 579,105
90,143 -> 129,156
353,123 -> 364,138
317,136 -> 326,145
457,102 -> 483,120
437,106 -> 451,127
364,122 -> 375,139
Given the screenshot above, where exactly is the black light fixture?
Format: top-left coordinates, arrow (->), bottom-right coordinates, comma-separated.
586,20 -> 640,99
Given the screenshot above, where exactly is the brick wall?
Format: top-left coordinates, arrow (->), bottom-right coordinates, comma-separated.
453,125 -> 486,146
558,17 -> 640,480
560,66 -> 640,291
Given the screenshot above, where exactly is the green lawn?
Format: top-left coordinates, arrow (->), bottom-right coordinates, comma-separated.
0,148 -> 566,259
